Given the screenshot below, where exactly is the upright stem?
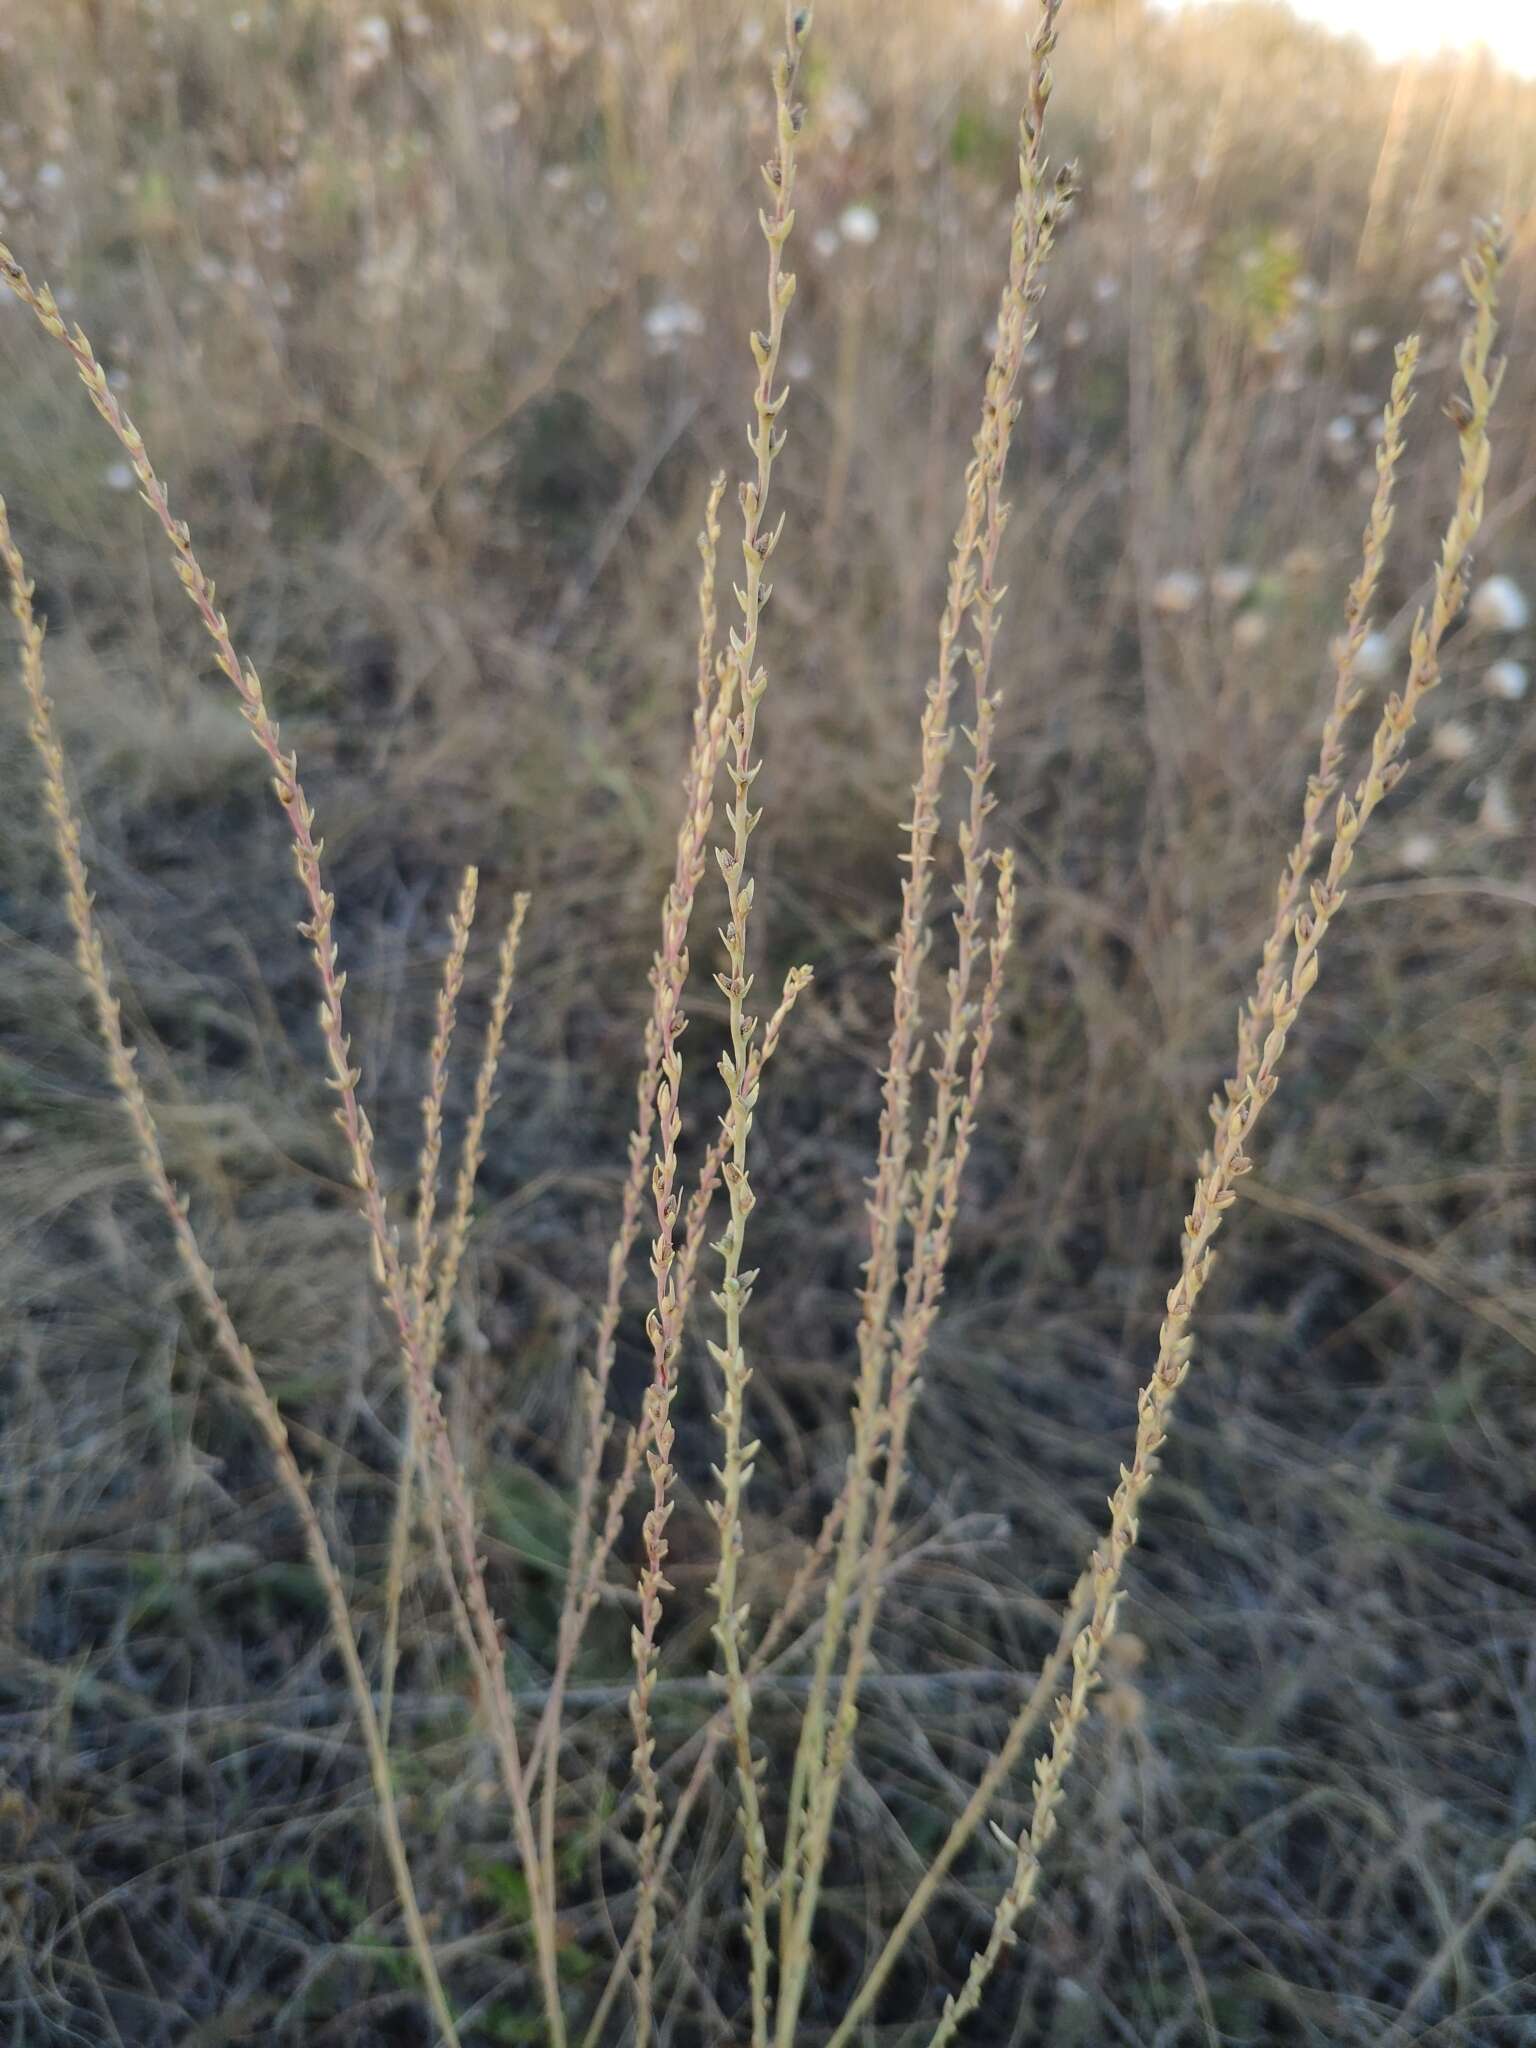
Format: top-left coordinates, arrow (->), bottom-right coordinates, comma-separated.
705,12 -> 812,2045
1,501 -> 460,2048
0,241 -> 566,2046
1211,337 -> 1419,1156
777,10 -> 1072,2025
556,475 -> 730,1653
382,865 -> 480,1746
925,223 -> 1502,2048
624,480 -> 733,2047
536,479 -> 732,1906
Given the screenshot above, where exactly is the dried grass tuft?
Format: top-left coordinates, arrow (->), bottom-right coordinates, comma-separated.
0,5 -> 1520,2044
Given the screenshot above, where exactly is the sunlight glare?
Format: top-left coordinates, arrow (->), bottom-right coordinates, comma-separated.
1161,0 -> 1536,76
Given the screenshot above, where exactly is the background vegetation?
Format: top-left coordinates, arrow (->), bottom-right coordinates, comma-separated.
1,1 -> 1534,2042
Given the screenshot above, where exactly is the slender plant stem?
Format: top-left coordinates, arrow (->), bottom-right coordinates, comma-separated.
539,479 -> 732,1967
1,499 -> 462,2048
524,960 -> 809,1794
0,242 -> 567,2046
704,10 -> 813,2042
557,473 -> 729,1645
381,866 -> 480,1747
783,858 -> 1018,2031
777,8 -> 1072,2028
924,222 -> 1503,2048
422,894 -> 531,1372
1212,336 -> 1419,1153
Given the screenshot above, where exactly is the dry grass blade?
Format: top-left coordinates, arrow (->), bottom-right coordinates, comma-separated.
702,8 -> 815,2042
2,1 -> 1527,2041
426,893 -> 531,1372
0,497 -> 462,2048
535,474 -> 730,1910
558,471 -> 730,1652
777,5 -> 1072,2030
378,881 -> 527,1757
924,219 -> 1504,2046
623,532 -> 727,2042
1214,335 -> 1420,1148
381,864 -> 480,1746
0,240 -> 567,2045
413,869 -> 482,1318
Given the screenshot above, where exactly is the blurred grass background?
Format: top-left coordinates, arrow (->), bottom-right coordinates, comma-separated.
1,1 -> 1535,2042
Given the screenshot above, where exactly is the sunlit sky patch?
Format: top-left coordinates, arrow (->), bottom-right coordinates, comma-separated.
1158,0 -> 1536,76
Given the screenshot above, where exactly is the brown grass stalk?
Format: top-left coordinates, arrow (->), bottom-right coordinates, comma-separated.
702,8 -> 814,2042
380,864 -> 480,1746
776,4 -> 1072,2019
623,511 -> 733,2044
0,497 -> 461,2048
0,242 -> 567,2044
403,894 -> 534,1908
535,475 -> 730,1855
413,869 -> 481,1319
924,221 -> 1503,2047
379,882 -> 526,1756
557,472 -> 729,1635
425,893 -> 531,1372
577,1493 -> 1009,2048
781,858 -> 1019,2033
524,956 -> 811,1808
1217,334 -> 1420,1140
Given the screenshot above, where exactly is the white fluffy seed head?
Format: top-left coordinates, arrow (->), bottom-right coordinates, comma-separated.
1430,718 -> 1476,763
1484,658 -> 1529,702
1152,569 -> 1202,617
1469,574 -> 1531,635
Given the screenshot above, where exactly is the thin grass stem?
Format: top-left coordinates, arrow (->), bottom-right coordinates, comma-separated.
923,220 -> 1503,2048
702,11 -> 814,2042
777,9 -> 1071,2027
0,498 -> 462,2048
381,865 -> 480,1747
0,244 -> 566,2045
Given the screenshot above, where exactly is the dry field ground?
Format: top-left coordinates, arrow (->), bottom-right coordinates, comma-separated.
1,1 -> 1534,2043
